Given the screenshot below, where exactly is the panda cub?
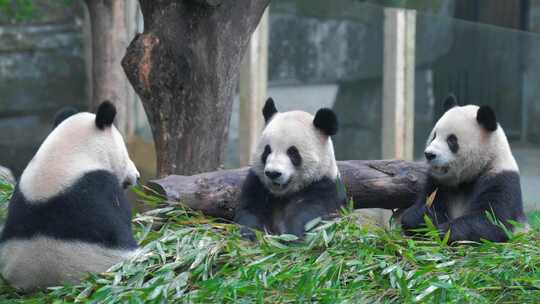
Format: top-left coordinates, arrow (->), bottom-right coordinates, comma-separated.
0,101 -> 140,291
401,95 -> 528,243
235,98 -> 347,239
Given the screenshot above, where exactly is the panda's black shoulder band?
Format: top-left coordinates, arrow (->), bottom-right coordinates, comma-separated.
314,108 -> 338,136
95,101 -> 117,129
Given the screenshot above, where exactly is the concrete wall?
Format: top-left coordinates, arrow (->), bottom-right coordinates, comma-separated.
0,22 -> 87,177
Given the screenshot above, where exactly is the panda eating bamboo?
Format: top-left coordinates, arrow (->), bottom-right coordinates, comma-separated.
235,98 -> 347,239
401,95 -> 528,243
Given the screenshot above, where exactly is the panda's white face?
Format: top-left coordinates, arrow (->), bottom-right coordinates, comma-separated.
251,110 -> 338,196
19,104 -> 140,202
425,105 -> 517,186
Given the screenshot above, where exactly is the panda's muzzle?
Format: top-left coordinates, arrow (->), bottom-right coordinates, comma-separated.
122,176 -> 141,189
265,170 -> 282,180
431,165 -> 449,175
265,170 -> 289,186
271,179 -> 290,188
122,180 -> 132,189
425,151 -> 450,175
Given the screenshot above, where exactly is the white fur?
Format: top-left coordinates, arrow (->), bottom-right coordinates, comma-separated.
446,192 -> 469,219
19,112 -> 139,202
425,105 -> 518,186
0,236 -> 134,291
251,111 -> 338,196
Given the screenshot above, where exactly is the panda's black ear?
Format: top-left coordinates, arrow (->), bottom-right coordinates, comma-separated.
477,105 -> 498,132
53,107 -> 78,129
313,108 -> 338,136
263,97 -> 278,123
443,94 -> 458,112
95,100 -> 116,130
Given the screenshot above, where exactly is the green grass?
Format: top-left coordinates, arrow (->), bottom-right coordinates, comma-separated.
0,178 -> 540,303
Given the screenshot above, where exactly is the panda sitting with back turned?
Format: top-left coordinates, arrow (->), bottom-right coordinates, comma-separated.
401,95 -> 528,243
0,101 -> 140,291
235,98 -> 347,239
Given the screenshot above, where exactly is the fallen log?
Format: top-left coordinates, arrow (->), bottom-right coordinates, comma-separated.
146,160 -> 429,220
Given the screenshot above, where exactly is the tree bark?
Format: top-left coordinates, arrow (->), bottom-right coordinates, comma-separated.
84,0 -> 134,136
147,160 -> 429,220
122,0 -> 270,177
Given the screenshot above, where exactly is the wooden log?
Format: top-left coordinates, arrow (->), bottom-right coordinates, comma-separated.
147,160 -> 429,220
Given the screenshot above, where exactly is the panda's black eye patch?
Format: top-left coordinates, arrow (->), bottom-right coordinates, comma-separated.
287,146 -> 302,167
447,134 -> 459,153
261,145 -> 271,164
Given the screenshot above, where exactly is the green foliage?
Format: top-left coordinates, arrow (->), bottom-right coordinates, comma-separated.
0,0 -> 72,23
529,211 -> 540,230
0,177 -> 13,222
0,183 -> 539,303
0,0 -> 34,22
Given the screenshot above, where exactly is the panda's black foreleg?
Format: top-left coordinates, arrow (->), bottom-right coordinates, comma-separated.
438,213 -> 509,243
234,209 -> 267,241
400,202 -> 429,231
235,170 -> 272,240
401,177 -> 448,233
286,208 -> 328,238
400,200 -> 447,232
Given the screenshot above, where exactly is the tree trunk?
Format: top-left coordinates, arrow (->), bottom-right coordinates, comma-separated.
122,0 -> 270,177
84,0 -> 134,136
147,160 -> 429,220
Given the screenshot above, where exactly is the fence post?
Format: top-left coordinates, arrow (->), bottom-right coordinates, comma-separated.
239,7 -> 269,166
382,8 -> 416,160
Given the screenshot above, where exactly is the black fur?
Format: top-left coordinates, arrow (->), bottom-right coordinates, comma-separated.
261,145 -> 271,164
401,171 -> 525,243
443,94 -> 458,112
287,146 -> 302,167
313,108 -> 338,136
234,170 -> 347,239
447,134 -> 459,154
262,98 -> 278,123
0,170 -> 137,249
477,106 -> 498,132
53,107 -> 78,128
95,101 -> 117,130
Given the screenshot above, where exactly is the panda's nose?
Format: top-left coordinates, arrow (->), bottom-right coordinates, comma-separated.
424,151 -> 437,161
265,170 -> 282,180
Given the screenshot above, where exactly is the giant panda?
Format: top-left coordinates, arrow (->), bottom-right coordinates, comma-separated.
401,95 -> 528,243
0,101 -> 140,291
234,98 -> 347,239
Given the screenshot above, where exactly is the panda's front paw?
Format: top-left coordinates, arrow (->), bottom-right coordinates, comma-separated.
437,223 -> 451,240
240,226 -> 257,241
